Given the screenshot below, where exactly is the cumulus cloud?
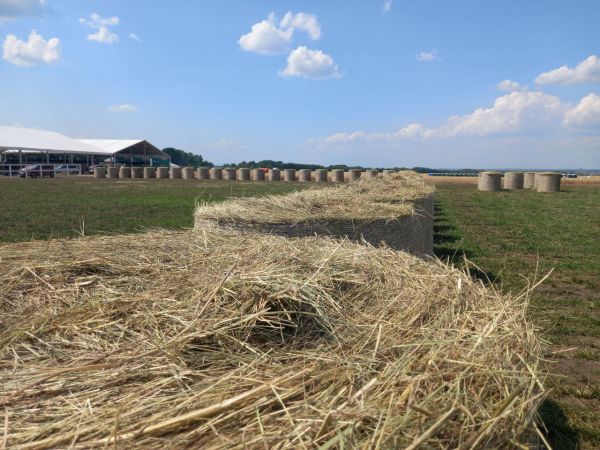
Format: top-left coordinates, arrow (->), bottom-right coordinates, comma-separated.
79,12 -> 120,44
280,46 -> 342,80
415,50 -> 437,62
238,11 -> 321,54
383,0 -> 393,12
128,32 -> 141,42
535,55 -> 600,85
2,29 -> 59,67
108,104 -> 137,112
563,93 -> 600,127
497,79 -> 525,92
0,0 -> 46,20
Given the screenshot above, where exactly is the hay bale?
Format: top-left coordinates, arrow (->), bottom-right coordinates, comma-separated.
284,169 -> 296,182
478,171 -> 502,191
94,167 -> 106,178
239,168 -> 251,181
349,169 -> 361,182
365,169 -> 379,178
131,167 -> 143,178
224,168 -> 237,181
253,169 -> 265,181
269,168 -> 281,181
298,169 -> 311,182
106,167 -> 119,178
331,169 -> 344,182
143,167 -> 156,179
383,169 -> 396,175
504,172 -> 524,190
536,172 -> 561,192
181,167 -> 194,179
0,229 -> 544,449
315,169 -> 328,183
524,172 -> 535,189
119,167 -> 131,179
210,167 -> 223,180
170,167 -> 182,179
156,167 -> 170,179
197,167 -> 210,180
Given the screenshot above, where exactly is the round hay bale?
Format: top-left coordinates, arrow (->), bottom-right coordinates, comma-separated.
239,168 -> 251,181
182,167 -> 195,179
331,169 -> 344,182
143,167 -> 156,179
315,169 -> 328,183
131,167 -> 143,178
524,172 -> 535,189
269,168 -> 281,181
284,169 -> 296,182
253,169 -> 265,181
210,167 -> 223,180
170,167 -> 182,179
119,167 -> 131,179
298,169 -> 311,182
94,167 -> 106,178
365,170 -> 379,178
349,169 -> 361,182
536,172 -> 561,192
478,171 -> 502,191
107,167 -> 119,179
197,167 -> 210,180
224,168 -> 237,181
503,172 -> 524,190
383,170 -> 396,176
156,167 -> 169,179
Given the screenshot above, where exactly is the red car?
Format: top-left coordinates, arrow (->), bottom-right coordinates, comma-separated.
19,165 -> 56,178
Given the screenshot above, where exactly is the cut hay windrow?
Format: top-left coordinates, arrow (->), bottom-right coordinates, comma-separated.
0,230 -> 544,449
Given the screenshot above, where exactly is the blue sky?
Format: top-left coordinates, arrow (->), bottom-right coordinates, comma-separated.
1,0 -> 599,168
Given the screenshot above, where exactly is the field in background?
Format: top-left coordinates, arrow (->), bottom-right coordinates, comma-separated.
0,178 -> 305,242
433,182 -> 600,449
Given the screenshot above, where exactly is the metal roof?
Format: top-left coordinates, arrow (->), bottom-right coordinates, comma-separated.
79,139 -> 145,154
0,126 -> 105,154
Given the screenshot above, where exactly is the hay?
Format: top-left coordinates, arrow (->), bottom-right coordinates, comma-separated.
0,230 -> 544,449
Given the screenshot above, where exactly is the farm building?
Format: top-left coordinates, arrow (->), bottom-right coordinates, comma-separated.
0,126 -> 170,172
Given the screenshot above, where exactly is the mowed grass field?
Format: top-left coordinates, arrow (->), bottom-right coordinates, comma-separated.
432,181 -> 600,450
0,177 -> 305,242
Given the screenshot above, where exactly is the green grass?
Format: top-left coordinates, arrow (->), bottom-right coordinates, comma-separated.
434,183 -> 600,450
0,177 -> 305,242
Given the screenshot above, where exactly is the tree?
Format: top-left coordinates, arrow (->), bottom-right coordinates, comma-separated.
162,148 -> 213,167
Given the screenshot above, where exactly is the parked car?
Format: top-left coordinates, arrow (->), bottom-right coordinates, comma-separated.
19,165 -> 55,178
54,165 -> 80,175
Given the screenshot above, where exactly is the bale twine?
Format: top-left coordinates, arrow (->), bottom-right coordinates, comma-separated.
119,167 -> 131,179
182,167 -> 195,179
315,169 -> 328,183
331,169 -> 344,182
536,172 -> 561,192
143,167 -> 156,179
170,167 -> 182,179
503,172 -> 524,190
349,169 -> 361,182
197,167 -> 210,180
284,169 -> 296,182
269,168 -> 281,181
524,172 -> 535,189
210,168 -> 223,180
365,170 -> 379,178
477,171 -> 502,191
224,168 -> 237,181
107,167 -> 119,179
156,167 -> 170,179
253,169 -> 265,181
298,169 -> 311,182
239,168 -> 251,181
94,167 -> 106,178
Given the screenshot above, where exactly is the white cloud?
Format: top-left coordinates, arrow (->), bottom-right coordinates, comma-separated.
0,0 -> 46,19
108,104 -> 137,113
563,93 -> 600,127
415,50 -> 437,62
79,13 -> 120,44
383,0 -> 393,12
128,32 -> 141,42
497,79 -> 525,92
2,29 -> 59,67
535,55 -> 600,85
280,46 -> 342,80
238,11 -> 321,55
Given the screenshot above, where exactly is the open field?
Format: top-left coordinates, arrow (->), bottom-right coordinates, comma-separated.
433,183 -> 600,449
0,177 -> 305,242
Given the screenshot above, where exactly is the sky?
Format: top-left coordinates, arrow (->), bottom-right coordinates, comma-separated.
1,0 -> 599,169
